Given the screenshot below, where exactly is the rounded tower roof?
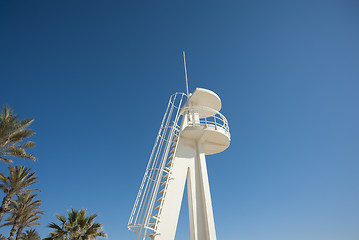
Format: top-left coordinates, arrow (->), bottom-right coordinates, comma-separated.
187,88 -> 222,112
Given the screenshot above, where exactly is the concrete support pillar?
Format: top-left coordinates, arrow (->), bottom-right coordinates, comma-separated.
154,139 -> 217,240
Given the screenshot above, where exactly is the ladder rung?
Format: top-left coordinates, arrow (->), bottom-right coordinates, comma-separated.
169,153 -> 174,159
167,159 -> 172,166
170,148 -> 175,153
152,214 -> 159,220
147,232 -> 159,238
163,174 -> 169,180
155,205 -> 160,211
159,189 -> 164,194
161,181 -> 166,187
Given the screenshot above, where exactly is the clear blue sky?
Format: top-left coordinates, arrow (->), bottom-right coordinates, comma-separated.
1,0 -> 359,239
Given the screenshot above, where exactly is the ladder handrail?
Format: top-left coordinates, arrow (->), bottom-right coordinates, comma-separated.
127,92 -> 187,240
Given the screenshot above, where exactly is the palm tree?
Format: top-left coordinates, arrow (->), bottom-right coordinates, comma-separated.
0,166 -> 38,222
0,193 -> 42,240
13,211 -> 42,240
0,106 -> 36,163
19,229 -> 40,240
45,208 -> 107,240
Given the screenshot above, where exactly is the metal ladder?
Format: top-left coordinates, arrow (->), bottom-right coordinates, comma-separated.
128,93 -> 186,240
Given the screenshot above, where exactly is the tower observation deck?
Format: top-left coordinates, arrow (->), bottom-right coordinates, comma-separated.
128,88 -> 230,240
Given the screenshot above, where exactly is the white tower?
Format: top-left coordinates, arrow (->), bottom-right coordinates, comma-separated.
128,88 -> 230,240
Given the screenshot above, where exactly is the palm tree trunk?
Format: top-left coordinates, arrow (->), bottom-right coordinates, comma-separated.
0,194 -> 13,222
8,217 -> 20,240
15,227 -> 23,240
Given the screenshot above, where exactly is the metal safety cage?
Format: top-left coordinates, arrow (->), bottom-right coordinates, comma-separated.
128,92 -> 187,240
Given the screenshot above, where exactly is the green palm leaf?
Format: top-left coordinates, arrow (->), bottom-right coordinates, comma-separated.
20,229 -> 41,240
1,193 -> 43,240
46,208 -> 107,240
0,165 -> 38,222
0,106 -> 36,163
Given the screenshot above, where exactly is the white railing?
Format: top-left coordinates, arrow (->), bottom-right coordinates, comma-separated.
181,106 -> 230,139
128,92 -> 186,240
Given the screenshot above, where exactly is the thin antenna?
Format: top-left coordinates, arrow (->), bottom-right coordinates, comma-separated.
183,51 -> 189,96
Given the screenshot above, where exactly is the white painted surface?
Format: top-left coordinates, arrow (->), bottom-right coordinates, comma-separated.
187,88 -> 222,113
152,89 -> 230,240
128,88 -> 230,240
154,138 -> 217,240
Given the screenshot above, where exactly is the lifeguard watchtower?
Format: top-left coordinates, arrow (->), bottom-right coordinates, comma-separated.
128,86 -> 231,240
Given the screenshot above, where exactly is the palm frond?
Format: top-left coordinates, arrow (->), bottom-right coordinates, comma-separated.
48,222 -> 63,231
0,156 -> 13,163
21,229 -> 41,240
19,141 -> 35,149
0,166 -> 39,222
46,208 -> 107,240
0,106 -> 36,163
